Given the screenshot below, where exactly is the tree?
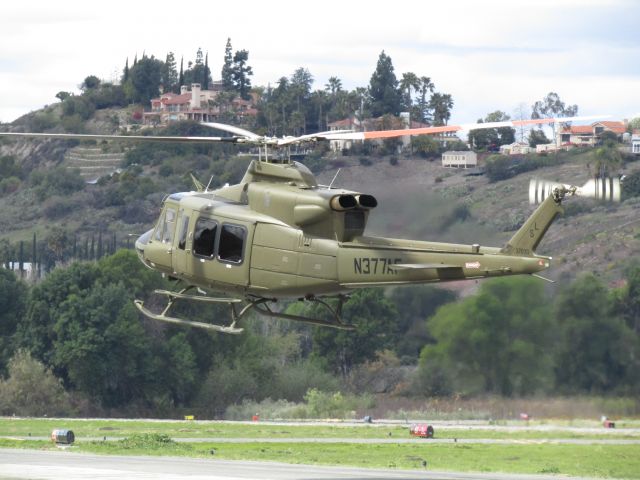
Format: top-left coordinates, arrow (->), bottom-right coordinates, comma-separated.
305,289 -> 398,376
0,269 -> 26,375
122,57 -> 130,83
418,277 -> 554,396
592,131 -> 623,177
415,76 -> 435,123
399,72 -> 420,111
325,76 -> 342,95
231,49 -> 253,100
532,92 -> 578,146
0,350 -> 70,416
368,51 -> 402,117
55,91 -> 71,102
221,38 -> 234,90
183,48 -> 211,89
203,52 -> 210,90
164,52 -> 179,93
554,274 -> 639,394
289,67 -> 314,135
428,92 -> 453,126
528,129 -> 549,147
613,265 -> 640,333
126,55 -> 165,104
468,111 -> 515,150
81,75 -> 101,91
388,285 -> 457,360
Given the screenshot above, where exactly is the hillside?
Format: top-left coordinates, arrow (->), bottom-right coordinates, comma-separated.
1,116 -> 639,287
314,152 -> 640,286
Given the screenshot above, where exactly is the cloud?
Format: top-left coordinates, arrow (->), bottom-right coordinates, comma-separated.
1,0 -> 638,124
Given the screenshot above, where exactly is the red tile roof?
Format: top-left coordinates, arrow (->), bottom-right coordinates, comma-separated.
560,125 -> 592,134
163,93 -> 192,105
595,121 -> 626,134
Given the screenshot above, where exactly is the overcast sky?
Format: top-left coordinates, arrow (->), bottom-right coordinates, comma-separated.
1,0 -> 638,126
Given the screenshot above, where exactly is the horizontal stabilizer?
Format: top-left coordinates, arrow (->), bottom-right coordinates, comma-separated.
390,263 -> 459,271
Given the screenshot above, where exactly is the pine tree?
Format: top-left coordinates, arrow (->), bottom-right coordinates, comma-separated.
97,231 -> 103,259
203,52 -> 210,90
178,57 -> 184,90
18,241 -> 24,276
164,52 -> 178,93
232,49 -> 253,100
32,233 -> 37,274
221,38 -> 234,91
369,51 -> 402,117
123,57 -> 130,83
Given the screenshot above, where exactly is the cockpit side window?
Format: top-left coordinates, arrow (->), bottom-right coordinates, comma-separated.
177,213 -> 190,250
218,223 -> 246,264
162,208 -> 176,244
193,217 -> 217,258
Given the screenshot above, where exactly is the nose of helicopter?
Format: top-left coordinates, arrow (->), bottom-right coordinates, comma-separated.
135,229 -> 154,266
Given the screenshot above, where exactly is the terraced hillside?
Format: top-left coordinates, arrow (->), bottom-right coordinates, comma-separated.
63,146 -> 125,181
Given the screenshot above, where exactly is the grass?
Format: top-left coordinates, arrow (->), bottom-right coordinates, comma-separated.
2,417 -> 639,440
1,436 -> 638,478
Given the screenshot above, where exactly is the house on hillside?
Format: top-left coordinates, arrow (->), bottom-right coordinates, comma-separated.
632,131 -> 640,155
557,120 -> 627,147
143,83 -> 257,126
442,150 -> 477,168
499,142 -> 532,155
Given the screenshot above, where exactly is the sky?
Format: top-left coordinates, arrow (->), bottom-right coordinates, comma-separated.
1,0 -> 639,127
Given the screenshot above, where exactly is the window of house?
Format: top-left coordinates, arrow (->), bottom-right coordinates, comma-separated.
177,214 -> 190,250
218,224 -> 246,263
193,218 -> 217,258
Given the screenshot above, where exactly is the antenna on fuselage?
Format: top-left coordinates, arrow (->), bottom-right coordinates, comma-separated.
328,168 -> 342,189
205,175 -> 215,193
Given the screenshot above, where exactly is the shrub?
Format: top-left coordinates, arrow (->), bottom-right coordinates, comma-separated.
0,350 -> 71,416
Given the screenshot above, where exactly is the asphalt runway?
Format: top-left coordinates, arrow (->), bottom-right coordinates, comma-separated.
0,448 -> 593,480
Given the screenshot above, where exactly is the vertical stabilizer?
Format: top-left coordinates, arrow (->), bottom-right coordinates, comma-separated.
501,194 -> 563,256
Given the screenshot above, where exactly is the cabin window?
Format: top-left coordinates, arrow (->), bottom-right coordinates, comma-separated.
218,224 -> 246,263
177,213 -> 190,250
193,218 -> 217,258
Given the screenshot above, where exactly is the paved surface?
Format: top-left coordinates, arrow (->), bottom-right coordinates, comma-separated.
0,449 -> 596,480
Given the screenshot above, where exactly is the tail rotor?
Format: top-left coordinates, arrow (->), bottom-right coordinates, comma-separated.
529,177 -> 621,205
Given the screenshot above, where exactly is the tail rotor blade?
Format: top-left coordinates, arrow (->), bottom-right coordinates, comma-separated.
529,177 -> 621,205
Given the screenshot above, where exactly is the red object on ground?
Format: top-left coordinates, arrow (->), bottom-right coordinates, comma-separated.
409,424 -> 434,438
252,415 -> 259,422
603,420 -> 616,428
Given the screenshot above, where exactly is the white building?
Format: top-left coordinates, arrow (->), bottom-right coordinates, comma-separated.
632,131 -> 640,155
499,142 -> 532,155
442,151 -> 477,168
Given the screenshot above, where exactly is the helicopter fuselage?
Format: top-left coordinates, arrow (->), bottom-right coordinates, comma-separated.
135,160 -> 551,300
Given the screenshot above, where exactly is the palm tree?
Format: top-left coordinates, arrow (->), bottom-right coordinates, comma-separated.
400,72 -> 420,111
325,76 -> 342,95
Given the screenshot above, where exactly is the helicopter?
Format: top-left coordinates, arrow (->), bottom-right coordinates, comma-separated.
0,115 -> 619,334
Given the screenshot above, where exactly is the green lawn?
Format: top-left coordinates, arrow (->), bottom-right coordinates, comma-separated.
1,417 -> 638,441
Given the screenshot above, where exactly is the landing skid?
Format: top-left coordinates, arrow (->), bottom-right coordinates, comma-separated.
134,288 -> 355,334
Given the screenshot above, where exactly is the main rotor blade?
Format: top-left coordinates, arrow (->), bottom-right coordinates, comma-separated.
0,131 -> 236,143
200,122 -> 261,140
323,114 -> 611,141
276,129 -> 355,146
